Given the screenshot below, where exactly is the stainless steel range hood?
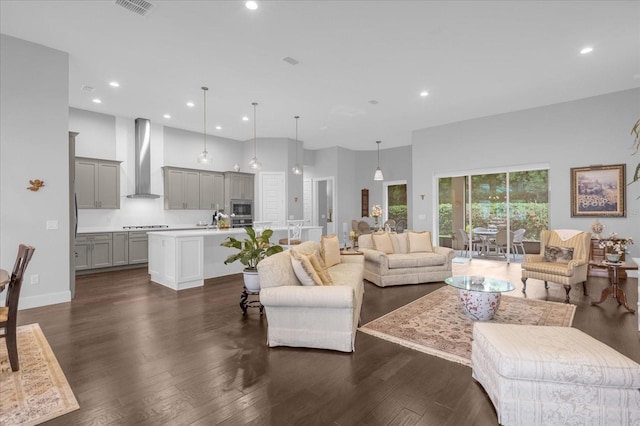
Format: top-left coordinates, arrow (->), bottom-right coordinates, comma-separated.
127,118 -> 161,199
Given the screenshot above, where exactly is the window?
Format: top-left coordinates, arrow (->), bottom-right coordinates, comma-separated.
437,166 -> 548,253
384,181 -> 407,224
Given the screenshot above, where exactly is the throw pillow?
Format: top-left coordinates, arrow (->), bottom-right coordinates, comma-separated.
407,231 -> 434,253
321,234 -> 341,268
544,245 -> 574,264
290,250 -> 323,286
371,232 -> 394,254
309,250 -> 333,285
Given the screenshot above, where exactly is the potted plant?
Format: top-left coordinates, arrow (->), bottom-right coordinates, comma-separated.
630,118 -> 639,188
220,226 -> 283,292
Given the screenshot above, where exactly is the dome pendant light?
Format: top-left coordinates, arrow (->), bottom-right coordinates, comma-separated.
292,115 -> 303,175
373,140 -> 384,180
248,102 -> 261,170
197,86 -> 210,164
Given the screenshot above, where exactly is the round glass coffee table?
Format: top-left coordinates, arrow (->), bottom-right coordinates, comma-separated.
445,276 -> 516,321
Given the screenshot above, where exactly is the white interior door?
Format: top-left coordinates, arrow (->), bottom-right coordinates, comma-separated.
260,172 -> 286,226
303,178 -> 312,224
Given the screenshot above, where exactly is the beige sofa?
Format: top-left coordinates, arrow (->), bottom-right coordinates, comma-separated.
358,231 -> 455,287
257,240 -> 365,352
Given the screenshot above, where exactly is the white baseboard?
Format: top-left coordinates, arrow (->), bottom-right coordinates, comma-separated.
18,291 -> 71,310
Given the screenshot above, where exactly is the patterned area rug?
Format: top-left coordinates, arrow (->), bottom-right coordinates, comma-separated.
359,286 -> 576,367
0,323 -> 79,425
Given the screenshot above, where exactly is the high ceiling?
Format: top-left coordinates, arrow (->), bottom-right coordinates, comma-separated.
1,1 -> 639,150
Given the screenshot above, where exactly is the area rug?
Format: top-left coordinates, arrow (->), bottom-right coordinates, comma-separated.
0,323 -> 79,425
359,286 -> 576,367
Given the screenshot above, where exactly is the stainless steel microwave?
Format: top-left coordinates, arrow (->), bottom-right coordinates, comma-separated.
230,199 -> 253,217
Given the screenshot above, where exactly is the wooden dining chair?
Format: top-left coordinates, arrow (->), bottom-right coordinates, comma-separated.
0,244 -> 36,372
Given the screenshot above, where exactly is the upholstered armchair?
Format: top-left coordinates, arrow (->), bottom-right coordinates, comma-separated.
521,230 -> 591,303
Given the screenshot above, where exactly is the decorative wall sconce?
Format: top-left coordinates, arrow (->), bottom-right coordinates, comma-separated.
294,196 -> 299,203
27,179 -> 45,191
420,194 -> 425,200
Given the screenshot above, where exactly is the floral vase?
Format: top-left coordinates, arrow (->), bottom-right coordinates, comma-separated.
373,217 -> 380,231
606,253 -> 621,263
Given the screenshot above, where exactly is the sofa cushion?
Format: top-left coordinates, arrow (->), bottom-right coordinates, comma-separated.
321,234 -> 341,268
544,245 -> 574,264
408,231 -> 434,253
390,232 -> 408,254
290,250 -> 323,286
387,252 -> 447,268
309,250 -> 333,285
372,232 -> 394,254
522,261 -> 574,277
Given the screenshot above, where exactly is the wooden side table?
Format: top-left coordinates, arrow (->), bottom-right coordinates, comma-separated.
588,238 -> 627,278
340,249 -> 363,256
590,260 -> 637,314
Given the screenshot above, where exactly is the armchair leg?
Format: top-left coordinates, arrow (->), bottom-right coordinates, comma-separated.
521,277 -> 527,293
563,285 -> 571,303
582,281 -> 588,296
544,281 -> 549,290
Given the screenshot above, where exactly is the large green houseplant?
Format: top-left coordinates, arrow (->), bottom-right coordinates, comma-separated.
630,118 -> 640,188
221,226 -> 283,292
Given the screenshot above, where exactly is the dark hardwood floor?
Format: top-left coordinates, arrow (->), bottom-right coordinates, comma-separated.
16,260 -> 640,425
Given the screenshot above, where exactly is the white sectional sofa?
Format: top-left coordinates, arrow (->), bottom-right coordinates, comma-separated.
257,240 -> 365,352
358,231 -> 455,287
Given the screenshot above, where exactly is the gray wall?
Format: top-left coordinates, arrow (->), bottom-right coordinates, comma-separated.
1,34 -> 70,308
412,88 -> 640,258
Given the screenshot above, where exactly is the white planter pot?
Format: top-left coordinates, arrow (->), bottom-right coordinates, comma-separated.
243,269 -> 260,293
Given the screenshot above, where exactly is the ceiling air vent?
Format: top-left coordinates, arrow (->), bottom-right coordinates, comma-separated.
114,0 -> 155,17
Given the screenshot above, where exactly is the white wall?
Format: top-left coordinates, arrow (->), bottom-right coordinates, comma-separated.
412,88 -> 640,260
0,35 -> 71,308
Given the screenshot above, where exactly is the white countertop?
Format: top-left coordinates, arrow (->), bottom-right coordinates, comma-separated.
78,224 -> 322,235
77,224 -> 216,234
147,225 -> 321,237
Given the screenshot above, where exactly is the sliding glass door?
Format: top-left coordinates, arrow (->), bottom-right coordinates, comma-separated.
437,166 -> 549,258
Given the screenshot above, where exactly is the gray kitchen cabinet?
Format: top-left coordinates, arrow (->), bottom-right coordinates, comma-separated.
163,167 -> 200,210
224,172 -> 254,200
112,232 -> 129,266
200,171 -> 225,210
128,231 -> 149,264
75,233 -> 113,270
75,157 -> 121,209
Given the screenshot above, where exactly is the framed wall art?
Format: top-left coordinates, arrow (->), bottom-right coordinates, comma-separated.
571,164 -> 626,217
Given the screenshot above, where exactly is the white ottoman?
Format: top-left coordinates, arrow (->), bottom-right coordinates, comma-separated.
472,323 -> 640,426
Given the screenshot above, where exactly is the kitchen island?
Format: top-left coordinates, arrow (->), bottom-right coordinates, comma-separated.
147,226 -> 323,290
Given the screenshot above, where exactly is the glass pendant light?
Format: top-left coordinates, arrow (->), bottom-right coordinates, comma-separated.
373,140 -> 384,180
197,86 -> 210,164
248,102 -> 261,170
291,115 -> 303,175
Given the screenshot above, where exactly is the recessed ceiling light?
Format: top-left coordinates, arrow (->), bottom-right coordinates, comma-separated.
163,114 -> 171,119
420,91 -> 429,97
186,101 -> 195,107
580,46 -> 593,55
109,81 -> 120,88
215,125 -> 222,130
245,1 -> 258,10
92,98 -> 102,104
242,116 -> 249,121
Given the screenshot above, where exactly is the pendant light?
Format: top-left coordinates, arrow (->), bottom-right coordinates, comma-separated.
291,115 -> 303,175
248,102 -> 261,170
197,86 -> 210,164
373,140 -> 384,180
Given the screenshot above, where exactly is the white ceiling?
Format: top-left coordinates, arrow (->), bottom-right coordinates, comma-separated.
1,1 -> 639,151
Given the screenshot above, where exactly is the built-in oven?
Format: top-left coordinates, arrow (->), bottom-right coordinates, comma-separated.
230,199 -> 253,218
231,217 -> 253,228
